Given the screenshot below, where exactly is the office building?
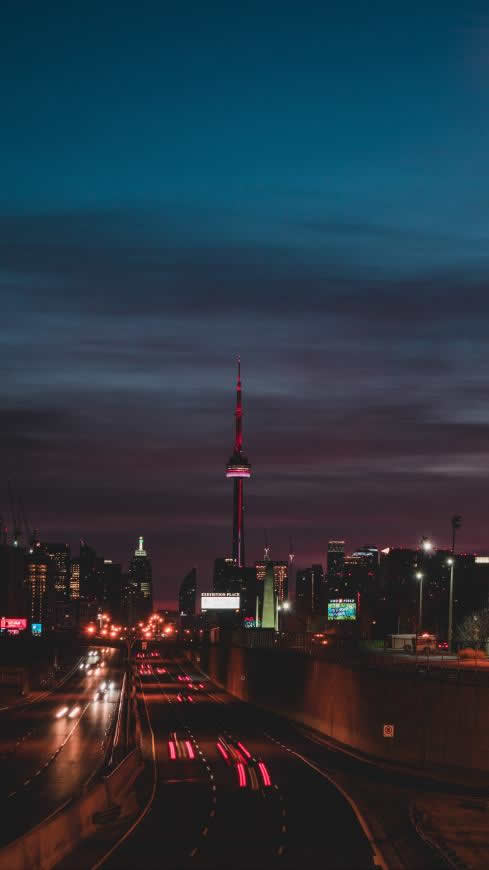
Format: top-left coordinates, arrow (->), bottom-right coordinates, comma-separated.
101,560 -> 123,622
42,542 -> 70,599
296,564 -> 325,616
69,558 -> 80,599
129,536 -> 153,622
24,550 -> 54,627
79,539 -> 98,599
327,540 -> 345,593
255,560 -> 289,602
0,541 -> 26,616
179,567 -> 197,616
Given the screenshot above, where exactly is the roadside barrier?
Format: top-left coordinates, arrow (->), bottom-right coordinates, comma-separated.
0,745 -> 143,869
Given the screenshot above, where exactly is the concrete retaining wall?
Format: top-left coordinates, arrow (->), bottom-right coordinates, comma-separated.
0,748 -> 143,870
190,645 -> 489,784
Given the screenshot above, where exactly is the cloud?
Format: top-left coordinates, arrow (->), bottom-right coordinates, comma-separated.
3,203 -> 489,599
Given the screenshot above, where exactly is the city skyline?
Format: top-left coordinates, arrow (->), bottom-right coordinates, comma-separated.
2,349 -> 487,607
4,2 -> 489,604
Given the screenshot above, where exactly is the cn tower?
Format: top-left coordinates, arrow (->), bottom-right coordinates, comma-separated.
226,358 -> 251,567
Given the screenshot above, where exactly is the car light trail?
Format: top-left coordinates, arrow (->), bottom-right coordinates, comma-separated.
237,762 -> 247,787
168,741 -> 176,760
237,741 -> 251,759
216,742 -> 228,760
55,706 -> 69,718
258,762 -> 271,786
185,741 -> 195,759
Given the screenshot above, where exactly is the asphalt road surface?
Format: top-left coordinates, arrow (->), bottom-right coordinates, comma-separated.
0,646 -> 121,846
99,648 -> 376,870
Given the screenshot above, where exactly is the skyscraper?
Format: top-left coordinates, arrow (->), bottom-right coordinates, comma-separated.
0,540 -> 25,616
42,542 -> 70,600
69,558 -> 80,599
225,359 -> 251,568
25,550 -> 54,626
179,567 -> 197,616
101,559 -> 123,622
129,536 -> 153,621
79,540 -> 97,600
255,560 -> 289,602
327,540 -> 345,594
295,564 -> 324,616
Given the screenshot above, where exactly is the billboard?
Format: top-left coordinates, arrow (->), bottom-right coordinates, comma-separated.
327,599 -> 357,621
243,616 -> 259,628
201,593 -> 240,611
0,617 -> 28,633
31,623 -> 43,636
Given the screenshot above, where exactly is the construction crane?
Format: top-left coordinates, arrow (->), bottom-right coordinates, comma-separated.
19,497 -> 34,552
288,536 -> 295,566
7,480 -> 22,547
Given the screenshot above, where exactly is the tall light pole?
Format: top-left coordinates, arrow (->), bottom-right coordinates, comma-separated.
277,600 -> 290,633
447,557 -> 455,653
416,537 -> 433,634
416,571 -> 424,631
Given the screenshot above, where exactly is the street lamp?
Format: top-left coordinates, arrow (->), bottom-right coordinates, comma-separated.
415,571 -> 424,631
415,537 -> 433,633
277,601 -> 290,633
447,557 -> 455,653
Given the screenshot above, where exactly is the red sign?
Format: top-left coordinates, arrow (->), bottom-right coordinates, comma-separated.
0,617 -> 27,631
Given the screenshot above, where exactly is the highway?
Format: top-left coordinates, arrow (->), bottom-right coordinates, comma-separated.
91,647 -> 377,870
0,646 -> 122,846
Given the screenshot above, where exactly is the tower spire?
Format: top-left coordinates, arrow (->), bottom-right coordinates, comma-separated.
235,356 -> 243,452
226,358 -> 251,568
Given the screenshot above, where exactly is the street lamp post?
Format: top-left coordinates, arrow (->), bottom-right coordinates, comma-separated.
416,537 -> 432,634
277,600 -> 290,633
447,557 -> 455,653
416,571 -> 424,631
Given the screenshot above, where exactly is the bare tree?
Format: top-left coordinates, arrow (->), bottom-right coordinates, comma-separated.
457,608 -> 489,647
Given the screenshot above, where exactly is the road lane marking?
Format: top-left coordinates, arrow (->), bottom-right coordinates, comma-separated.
264,731 -> 388,870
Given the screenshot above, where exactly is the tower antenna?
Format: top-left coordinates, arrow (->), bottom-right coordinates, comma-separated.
226,358 -> 251,567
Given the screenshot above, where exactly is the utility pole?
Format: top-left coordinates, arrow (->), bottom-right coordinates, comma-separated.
451,515 -> 462,554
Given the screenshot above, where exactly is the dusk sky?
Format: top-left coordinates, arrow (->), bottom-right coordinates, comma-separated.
4,1 -> 489,605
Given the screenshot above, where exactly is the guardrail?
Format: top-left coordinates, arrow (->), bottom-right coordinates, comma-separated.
0,747 -> 143,870
0,660 -> 145,869
108,671 -> 127,767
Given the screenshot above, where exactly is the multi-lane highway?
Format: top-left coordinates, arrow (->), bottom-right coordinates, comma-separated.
87,647 -> 378,870
0,646 -> 122,846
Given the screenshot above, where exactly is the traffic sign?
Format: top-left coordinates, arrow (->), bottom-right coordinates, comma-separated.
383,724 -> 395,738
